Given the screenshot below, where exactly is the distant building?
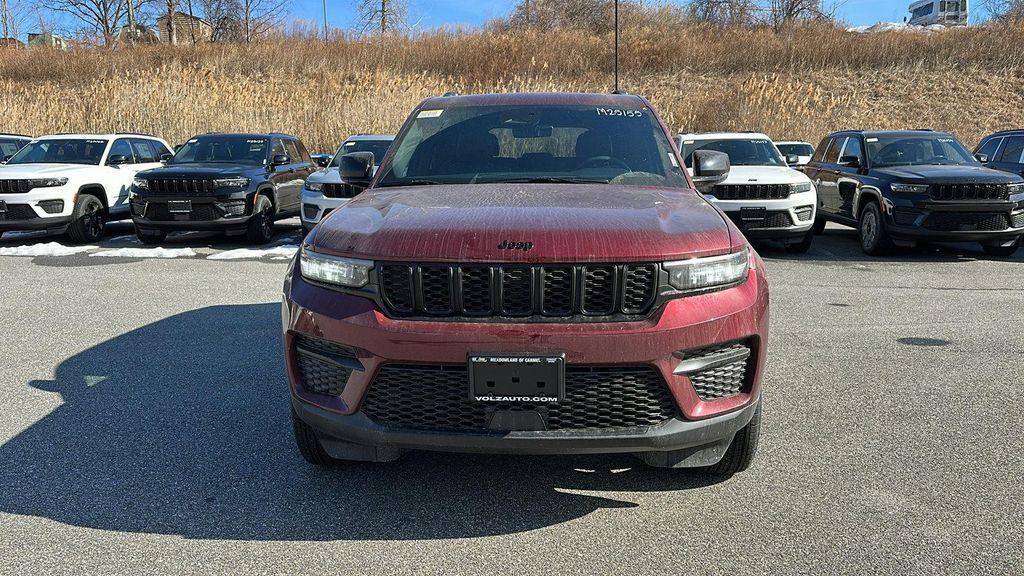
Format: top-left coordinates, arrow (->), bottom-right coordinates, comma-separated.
117,24 -> 160,45
0,37 -> 25,48
156,11 -> 214,44
27,33 -> 69,49
908,0 -> 969,26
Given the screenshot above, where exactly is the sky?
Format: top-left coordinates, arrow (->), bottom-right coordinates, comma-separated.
289,0 -> 939,32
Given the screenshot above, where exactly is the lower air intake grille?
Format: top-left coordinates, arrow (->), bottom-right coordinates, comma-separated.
303,204 -> 319,220
294,335 -> 359,396
922,212 -> 1009,232
1012,212 -> 1024,229
678,341 -> 753,401
0,204 -> 37,220
360,364 -> 677,431
727,211 -> 793,230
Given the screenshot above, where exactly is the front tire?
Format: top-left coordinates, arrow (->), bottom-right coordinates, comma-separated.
65,193 -> 106,243
291,409 -> 336,467
812,214 -> 827,235
981,237 -> 1021,258
704,401 -> 761,476
246,194 -> 275,244
858,201 -> 893,256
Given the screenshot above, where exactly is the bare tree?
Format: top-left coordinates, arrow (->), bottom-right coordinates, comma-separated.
239,0 -> 288,42
688,0 -> 758,26
0,0 -> 32,40
982,0 -> 1024,20
767,0 -> 836,30
40,0 -> 153,46
198,0 -> 239,40
355,0 -> 408,34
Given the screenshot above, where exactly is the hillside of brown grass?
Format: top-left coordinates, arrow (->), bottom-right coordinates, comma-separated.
2,23 -> 1023,151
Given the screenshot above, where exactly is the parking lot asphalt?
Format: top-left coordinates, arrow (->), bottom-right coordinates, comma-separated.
0,222 -> 1021,575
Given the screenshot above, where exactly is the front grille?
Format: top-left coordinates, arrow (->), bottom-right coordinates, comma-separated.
929,183 -> 1009,201
713,184 -> 790,200
378,263 -> 659,319
360,364 -> 677,431
922,212 -> 1009,232
148,178 -> 215,195
727,211 -> 793,230
679,342 -> 753,401
294,335 -> 359,396
0,203 -> 37,220
144,202 -> 220,221
1012,212 -> 1024,229
0,179 -> 31,194
321,183 -> 358,199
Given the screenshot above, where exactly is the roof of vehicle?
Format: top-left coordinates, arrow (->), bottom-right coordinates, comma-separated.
0,133 -> 32,139
774,140 -> 813,146
344,134 -> 395,141
34,133 -> 165,140
678,132 -> 773,141
195,132 -> 298,139
981,129 -> 1024,138
417,91 -> 650,110
829,129 -> 951,138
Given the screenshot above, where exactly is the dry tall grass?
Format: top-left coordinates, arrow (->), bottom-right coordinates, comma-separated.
2,23 -> 1023,151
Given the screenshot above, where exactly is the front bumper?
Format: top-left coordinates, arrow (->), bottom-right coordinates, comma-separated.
707,191 -> 816,241
130,192 -> 255,232
883,197 -> 1024,243
282,255 -> 770,459
300,190 -> 350,226
0,189 -> 76,232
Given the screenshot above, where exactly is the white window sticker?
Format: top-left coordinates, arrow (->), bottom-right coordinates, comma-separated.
596,108 -> 643,118
417,109 -> 444,119
684,140 -> 695,145
343,142 -> 355,147
668,153 -> 679,167
866,138 -> 879,143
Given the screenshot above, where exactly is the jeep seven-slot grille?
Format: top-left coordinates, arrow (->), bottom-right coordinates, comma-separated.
147,178 -> 216,195
378,263 -> 659,319
713,184 -> 791,200
0,179 -> 32,194
360,364 -> 677,431
929,183 -> 1009,201
321,183 -> 359,199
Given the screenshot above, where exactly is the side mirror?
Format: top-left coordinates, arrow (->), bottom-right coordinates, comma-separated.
340,151 -> 375,188
270,154 -> 290,168
839,155 -> 861,168
691,150 -> 730,193
159,153 -> 173,163
785,154 -> 801,166
974,153 -> 989,163
107,154 -> 130,166
314,155 -> 331,168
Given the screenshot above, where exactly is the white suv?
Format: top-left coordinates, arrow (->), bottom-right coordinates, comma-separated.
679,132 -> 818,253
301,134 -> 394,232
775,141 -> 815,168
0,133 -> 172,242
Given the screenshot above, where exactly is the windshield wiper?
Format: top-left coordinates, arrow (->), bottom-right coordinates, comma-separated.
376,179 -> 444,188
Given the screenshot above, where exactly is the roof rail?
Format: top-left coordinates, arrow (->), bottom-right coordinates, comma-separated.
442,91 -> 460,97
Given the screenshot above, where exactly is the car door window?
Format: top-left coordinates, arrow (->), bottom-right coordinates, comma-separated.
811,138 -> 831,163
293,139 -> 312,163
271,138 -> 288,161
997,136 -> 1024,164
130,139 -> 160,163
109,139 -> 135,163
823,137 -> 844,164
975,137 -> 1002,161
284,139 -> 301,164
841,137 -> 863,164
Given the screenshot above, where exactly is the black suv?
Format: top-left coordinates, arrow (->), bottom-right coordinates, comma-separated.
130,132 -> 314,244
975,130 -> 1024,178
805,130 -> 1024,257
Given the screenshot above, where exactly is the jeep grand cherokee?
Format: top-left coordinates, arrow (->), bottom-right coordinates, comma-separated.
282,92 -> 769,474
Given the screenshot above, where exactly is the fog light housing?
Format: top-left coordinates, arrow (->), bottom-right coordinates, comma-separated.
794,205 -> 813,222
37,199 -> 64,214
216,200 -> 247,217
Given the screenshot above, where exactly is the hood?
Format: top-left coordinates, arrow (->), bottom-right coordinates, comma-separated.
872,164 -> 1022,184
312,183 -> 736,263
718,165 -> 810,185
0,163 -> 98,178
306,167 -> 342,184
137,163 -> 261,179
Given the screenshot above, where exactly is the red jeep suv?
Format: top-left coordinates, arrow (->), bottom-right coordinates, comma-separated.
282,92 -> 769,474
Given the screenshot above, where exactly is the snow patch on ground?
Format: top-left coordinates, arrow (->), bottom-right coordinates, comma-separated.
0,242 -> 98,257
206,244 -> 299,260
848,22 -> 950,33
90,247 -> 197,259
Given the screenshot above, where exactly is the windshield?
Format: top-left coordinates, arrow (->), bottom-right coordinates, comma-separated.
0,138 -> 28,158
376,105 -> 687,188
681,138 -> 785,168
172,136 -> 268,165
7,138 -> 108,165
866,135 -> 977,168
330,139 -> 393,167
777,143 -> 814,157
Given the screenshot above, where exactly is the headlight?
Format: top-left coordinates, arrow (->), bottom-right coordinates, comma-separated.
26,177 -> 68,188
132,177 -> 149,190
665,249 -> 749,292
890,183 -> 929,194
305,181 -> 323,192
1007,183 -> 1024,195
299,247 -> 372,288
790,182 -> 813,194
213,177 -> 250,188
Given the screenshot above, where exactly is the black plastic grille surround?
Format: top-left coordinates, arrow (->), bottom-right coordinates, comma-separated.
929,183 -> 1009,201
294,335 -> 359,396
378,263 -> 659,319
147,178 -> 216,195
922,212 -> 1010,232
0,179 -> 32,194
0,204 -> 37,220
713,184 -> 791,200
143,202 -> 220,221
321,183 -> 359,199
360,364 -> 677,431
726,211 -> 793,230
682,341 -> 753,401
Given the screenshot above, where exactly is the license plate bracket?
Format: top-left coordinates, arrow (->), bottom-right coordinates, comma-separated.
740,207 -> 767,221
469,354 -> 565,403
167,200 -> 192,213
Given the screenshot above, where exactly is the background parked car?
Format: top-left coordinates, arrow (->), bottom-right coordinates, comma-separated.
0,134 -> 32,163
974,129 -> 1024,177
775,141 -> 815,168
679,132 -> 817,253
300,133 -> 394,233
131,132 -> 314,244
805,129 -> 1024,257
0,133 -> 172,242
310,153 -> 332,168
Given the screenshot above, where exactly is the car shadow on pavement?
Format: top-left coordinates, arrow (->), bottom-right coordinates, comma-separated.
0,220 -> 305,251
0,304 -> 723,541
756,228 -> 1024,264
